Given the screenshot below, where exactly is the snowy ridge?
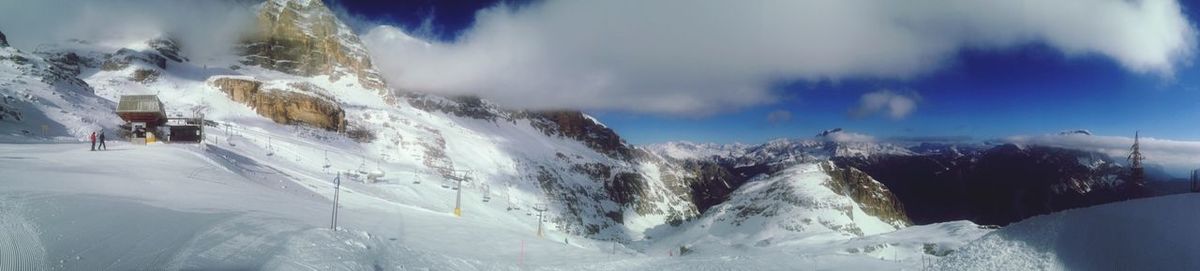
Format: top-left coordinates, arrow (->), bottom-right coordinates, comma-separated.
649,162 -> 903,250
646,130 -> 914,166
0,41 -> 120,140
643,141 -> 749,161
936,194 -> 1200,270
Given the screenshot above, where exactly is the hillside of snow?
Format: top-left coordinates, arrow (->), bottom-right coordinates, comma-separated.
0,0 -> 701,243
0,39 -> 120,141
936,193 -> 1200,270
0,142 -> 995,270
645,162 -> 905,250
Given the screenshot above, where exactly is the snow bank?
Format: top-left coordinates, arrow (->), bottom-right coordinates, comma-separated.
937,194 -> 1200,270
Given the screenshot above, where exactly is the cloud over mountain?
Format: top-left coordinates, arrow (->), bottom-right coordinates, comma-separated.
1006,133 -> 1200,175
0,0 -> 255,60
360,0 -> 1196,115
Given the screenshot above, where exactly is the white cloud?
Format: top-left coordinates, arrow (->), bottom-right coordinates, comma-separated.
851,90 -> 919,119
1006,133 -> 1200,175
0,0 -> 256,60
766,110 -> 792,124
822,130 -> 876,143
359,0 -> 1196,115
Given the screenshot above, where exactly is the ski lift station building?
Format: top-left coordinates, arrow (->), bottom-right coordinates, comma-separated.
116,95 -> 167,128
116,95 -> 203,144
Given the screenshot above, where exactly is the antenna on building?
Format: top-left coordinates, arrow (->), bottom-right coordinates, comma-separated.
1127,131 -> 1146,187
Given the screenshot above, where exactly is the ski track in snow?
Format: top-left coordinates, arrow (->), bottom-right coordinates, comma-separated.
0,198 -> 49,271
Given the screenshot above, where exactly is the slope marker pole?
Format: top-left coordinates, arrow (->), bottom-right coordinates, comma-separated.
331,172 -> 341,230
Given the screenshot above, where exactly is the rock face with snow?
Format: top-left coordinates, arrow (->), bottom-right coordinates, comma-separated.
652,162 -> 910,248
820,162 -> 910,227
406,94 -> 636,160
523,110 -> 634,160
240,0 -> 387,94
0,30 -> 8,48
642,132 -> 916,218
0,34 -> 118,139
209,77 -> 346,132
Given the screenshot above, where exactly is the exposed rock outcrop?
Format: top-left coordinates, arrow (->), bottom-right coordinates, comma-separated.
102,48 -> 167,71
148,37 -> 187,63
820,162 -> 912,227
404,93 -> 638,161
209,77 -> 346,132
240,0 -> 387,95
131,69 -> 160,83
0,30 -> 8,47
525,111 -> 635,160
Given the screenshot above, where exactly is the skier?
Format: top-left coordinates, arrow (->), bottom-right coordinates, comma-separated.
98,130 -> 107,151
89,131 -> 96,151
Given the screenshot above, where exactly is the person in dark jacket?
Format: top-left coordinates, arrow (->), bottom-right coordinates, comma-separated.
98,130 -> 107,150
89,131 -> 96,151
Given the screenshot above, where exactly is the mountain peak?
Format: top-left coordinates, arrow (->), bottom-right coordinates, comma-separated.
1058,129 -> 1093,136
241,0 -> 388,95
0,29 -> 8,47
816,128 -> 844,137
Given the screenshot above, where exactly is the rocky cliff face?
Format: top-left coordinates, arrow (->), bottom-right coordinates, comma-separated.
0,33 -> 118,138
524,111 -> 635,160
209,77 -> 346,132
0,30 -> 8,47
820,162 -> 911,227
240,0 -> 387,95
404,93 -> 638,161
662,162 -> 911,247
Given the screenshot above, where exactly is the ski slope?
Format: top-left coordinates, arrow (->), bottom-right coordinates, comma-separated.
0,141 -> 995,270
936,193 -> 1200,270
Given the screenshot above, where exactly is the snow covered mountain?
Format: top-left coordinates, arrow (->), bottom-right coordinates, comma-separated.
649,129 -> 1166,227
0,31 -> 121,140
0,0 -> 777,245
649,162 -> 909,250
9,1 -> 1195,270
647,129 -> 914,164
240,0 -> 388,94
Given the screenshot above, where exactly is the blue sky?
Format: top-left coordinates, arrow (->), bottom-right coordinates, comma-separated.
336,0 -> 1200,145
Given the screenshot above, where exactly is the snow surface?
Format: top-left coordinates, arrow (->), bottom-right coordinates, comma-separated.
936,193 -> 1200,270
0,142 -> 992,270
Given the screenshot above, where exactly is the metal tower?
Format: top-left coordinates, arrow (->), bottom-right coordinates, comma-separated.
533,203 -> 548,238
453,170 -> 471,217
1128,131 -> 1146,186
1191,169 -> 1199,193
